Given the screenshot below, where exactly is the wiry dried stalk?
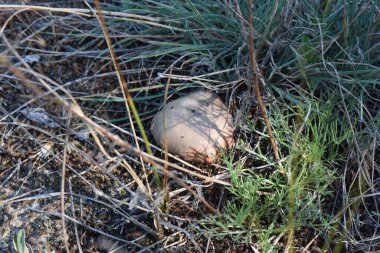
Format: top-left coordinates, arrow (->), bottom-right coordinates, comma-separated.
93,0 -> 166,237
0,4 -> 185,31
247,0 -> 285,177
162,66 -> 174,213
61,111 -> 71,253
92,0 -> 161,190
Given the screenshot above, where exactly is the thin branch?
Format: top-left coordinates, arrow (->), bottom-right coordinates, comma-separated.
61,111 -> 71,253
247,0 -> 285,176
92,0 -> 162,189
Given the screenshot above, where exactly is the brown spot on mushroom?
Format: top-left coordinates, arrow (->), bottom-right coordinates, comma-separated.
150,91 -> 234,163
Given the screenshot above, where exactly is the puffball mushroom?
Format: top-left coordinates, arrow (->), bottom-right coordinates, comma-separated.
151,91 -> 234,163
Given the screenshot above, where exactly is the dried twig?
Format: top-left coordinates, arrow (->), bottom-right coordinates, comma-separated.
247,0 -> 285,176
91,0 -> 160,188
162,66 -> 173,212
0,4 -> 185,31
85,0 -> 154,200
61,111 -> 71,253
68,180 -> 84,253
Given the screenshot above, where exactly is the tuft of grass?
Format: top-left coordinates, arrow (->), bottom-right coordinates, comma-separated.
202,101 -> 349,251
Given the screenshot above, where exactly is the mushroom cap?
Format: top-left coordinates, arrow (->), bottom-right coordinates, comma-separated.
151,91 -> 234,163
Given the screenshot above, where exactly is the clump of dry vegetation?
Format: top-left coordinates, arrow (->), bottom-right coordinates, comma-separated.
0,1 -> 379,252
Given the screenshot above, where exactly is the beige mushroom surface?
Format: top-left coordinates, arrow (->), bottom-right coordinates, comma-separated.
151,91 -> 234,163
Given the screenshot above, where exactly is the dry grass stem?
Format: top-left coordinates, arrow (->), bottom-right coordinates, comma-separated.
247,0 -> 285,176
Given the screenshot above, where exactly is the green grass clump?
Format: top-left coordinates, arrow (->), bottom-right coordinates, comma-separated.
114,0 -> 243,70
202,101 -> 349,251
